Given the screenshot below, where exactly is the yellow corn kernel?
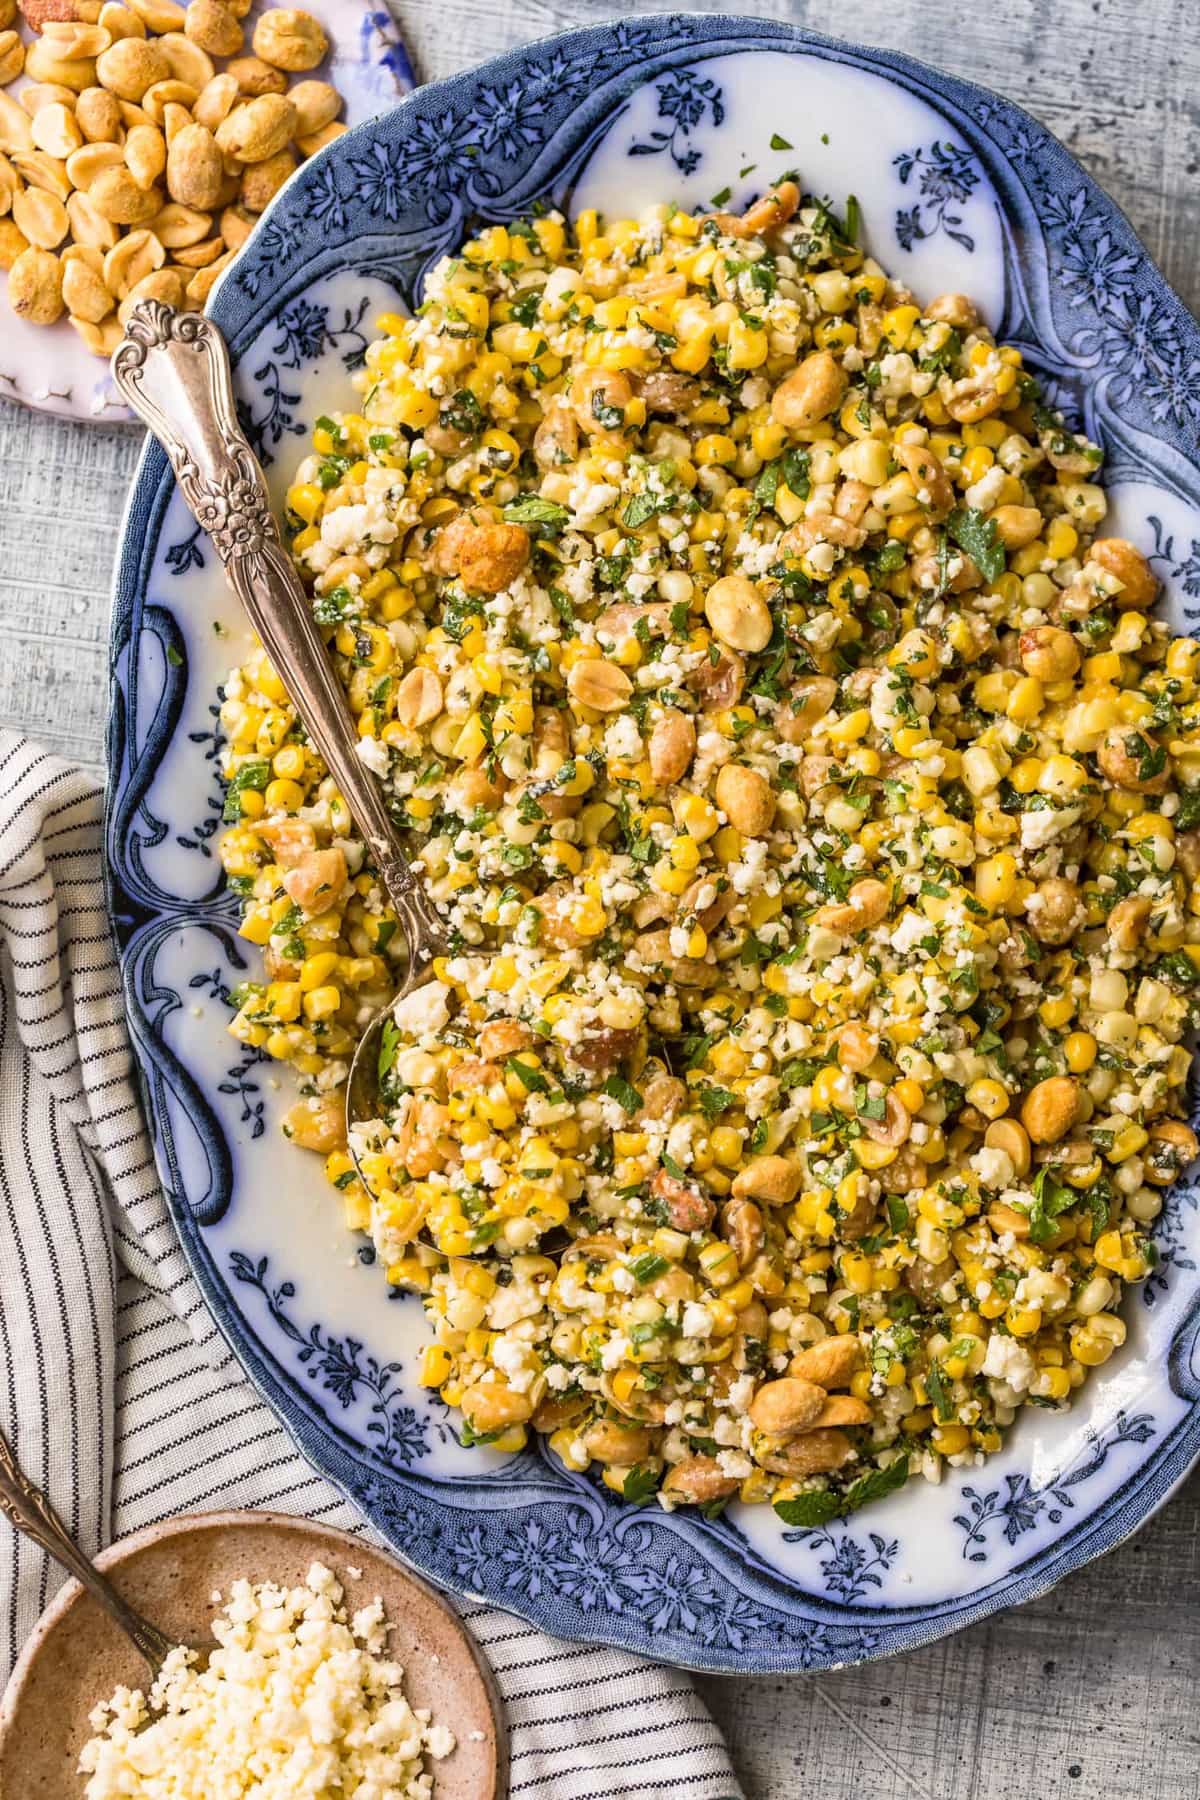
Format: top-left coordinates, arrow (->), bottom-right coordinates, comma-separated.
727,316 -> 768,368
1045,518 -> 1078,560
975,851 -> 1018,911
1064,1031 -> 1097,1073
418,1344 -> 452,1387
881,303 -> 920,348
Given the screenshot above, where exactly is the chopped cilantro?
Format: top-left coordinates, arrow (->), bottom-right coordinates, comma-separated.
622,1463 -> 662,1502
947,506 -> 1007,583
221,758 -> 269,821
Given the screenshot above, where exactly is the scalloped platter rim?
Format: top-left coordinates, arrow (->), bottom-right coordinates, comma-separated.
105,13 -> 1200,1673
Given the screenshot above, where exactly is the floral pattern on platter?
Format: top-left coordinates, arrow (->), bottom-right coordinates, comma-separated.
628,71 -> 726,177
893,140 -> 980,251
105,16 -> 1200,1674
953,1411 -> 1158,1561
231,1253 -> 441,1467
777,1527 -> 899,1605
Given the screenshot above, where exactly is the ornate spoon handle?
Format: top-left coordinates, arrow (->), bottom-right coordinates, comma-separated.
0,1427 -> 178,1672
111,301 -> 445,980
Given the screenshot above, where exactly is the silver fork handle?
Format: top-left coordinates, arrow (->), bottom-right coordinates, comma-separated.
111,301 -> 445,976
0,1426 -> 177,1673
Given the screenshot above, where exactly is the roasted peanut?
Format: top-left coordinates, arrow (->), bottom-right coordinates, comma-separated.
789,1335 -> 861,1390
238,143 -> 293,210
252,5 -> 327,71
225,50 -> 285,94
567,659 -> 632,712
704,573 -> 771,652
770,348 -> 847,430
96,34 -> 169,97
714,762 -> 775,836
661,1457 -> 740,1505
1019,624 -> 1079,682
183,0 -> 241,56
460,1381 -> 532,1433
1020,1075 -> 1079,1145
648,708 -> 695,785
731,1156 -> 802,1206
8,243 -> 63,319
1089,537 -> 1156,609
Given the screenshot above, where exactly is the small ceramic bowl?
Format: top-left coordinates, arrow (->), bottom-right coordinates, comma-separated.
0,1510 -> 507,1799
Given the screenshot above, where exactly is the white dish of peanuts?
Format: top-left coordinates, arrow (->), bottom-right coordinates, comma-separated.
0,0 -> 412,419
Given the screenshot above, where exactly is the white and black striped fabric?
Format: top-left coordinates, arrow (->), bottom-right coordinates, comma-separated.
0,733 -> 743,1799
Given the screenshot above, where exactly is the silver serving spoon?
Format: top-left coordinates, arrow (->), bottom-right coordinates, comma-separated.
0,1424 -> 199,1679
111,303 -> 446,1193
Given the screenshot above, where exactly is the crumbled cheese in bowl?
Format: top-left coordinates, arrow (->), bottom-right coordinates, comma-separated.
78,1562 -> 454,1799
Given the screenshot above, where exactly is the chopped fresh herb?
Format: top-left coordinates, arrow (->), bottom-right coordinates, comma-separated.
506,1056 -> 550,1093
221,758 -> 269,821
459,1420 -> 508,1448
166,643 -> 183,667
602,1073 -> 643,1114
629,1251 -> 669,1285
377,1018 -> 401,1080
697,1085 -> 736,1121
1026,1165 -> 1077,1245
710,185 -> 732,207
313,584 -> 355,627
770,131 -> 793,150
926,1362 -> 955,1421
947,506 -> 1007,583
503,494 -> 571,537
622,493 -> 659,529
622,1463 -> 662,1503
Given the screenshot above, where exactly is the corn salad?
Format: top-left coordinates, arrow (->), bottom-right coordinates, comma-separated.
218,181 -> 1200,1522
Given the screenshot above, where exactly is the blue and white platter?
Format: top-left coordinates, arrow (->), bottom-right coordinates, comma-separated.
106,13 -> 1200,1673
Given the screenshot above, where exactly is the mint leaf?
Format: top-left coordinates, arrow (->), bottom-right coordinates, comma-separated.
773,1489 -> 843,1527
506,1056 -> 550,1093
843,1453 -> 910,1510
503,494 -> 571,537
602,1073 -> 643,1114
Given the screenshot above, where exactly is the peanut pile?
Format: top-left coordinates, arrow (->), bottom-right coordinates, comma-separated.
0,0 -> 345,352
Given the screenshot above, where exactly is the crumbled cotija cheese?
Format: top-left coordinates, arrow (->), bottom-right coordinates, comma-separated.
78,1562 -> 454,1799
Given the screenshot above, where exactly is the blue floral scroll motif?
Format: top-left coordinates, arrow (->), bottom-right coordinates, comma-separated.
777,1526 -> 899,1604
1148,514 -> 1200,627
218,1054 -> 266,1139
236,361 -> 304,466
893,140 -> 979,251
175,702 -> 226,858
954,1410 -> 1156,1560
629,70 -> 725,177
271,296 -> 372,372
230,1252 -> 434,1466
165,522 -> 205,575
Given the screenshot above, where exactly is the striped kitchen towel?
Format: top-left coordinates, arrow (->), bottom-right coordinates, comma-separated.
0,733 -> 743,1800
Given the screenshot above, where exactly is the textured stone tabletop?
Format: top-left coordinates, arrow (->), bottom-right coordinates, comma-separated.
1,1 -> 1197,1794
